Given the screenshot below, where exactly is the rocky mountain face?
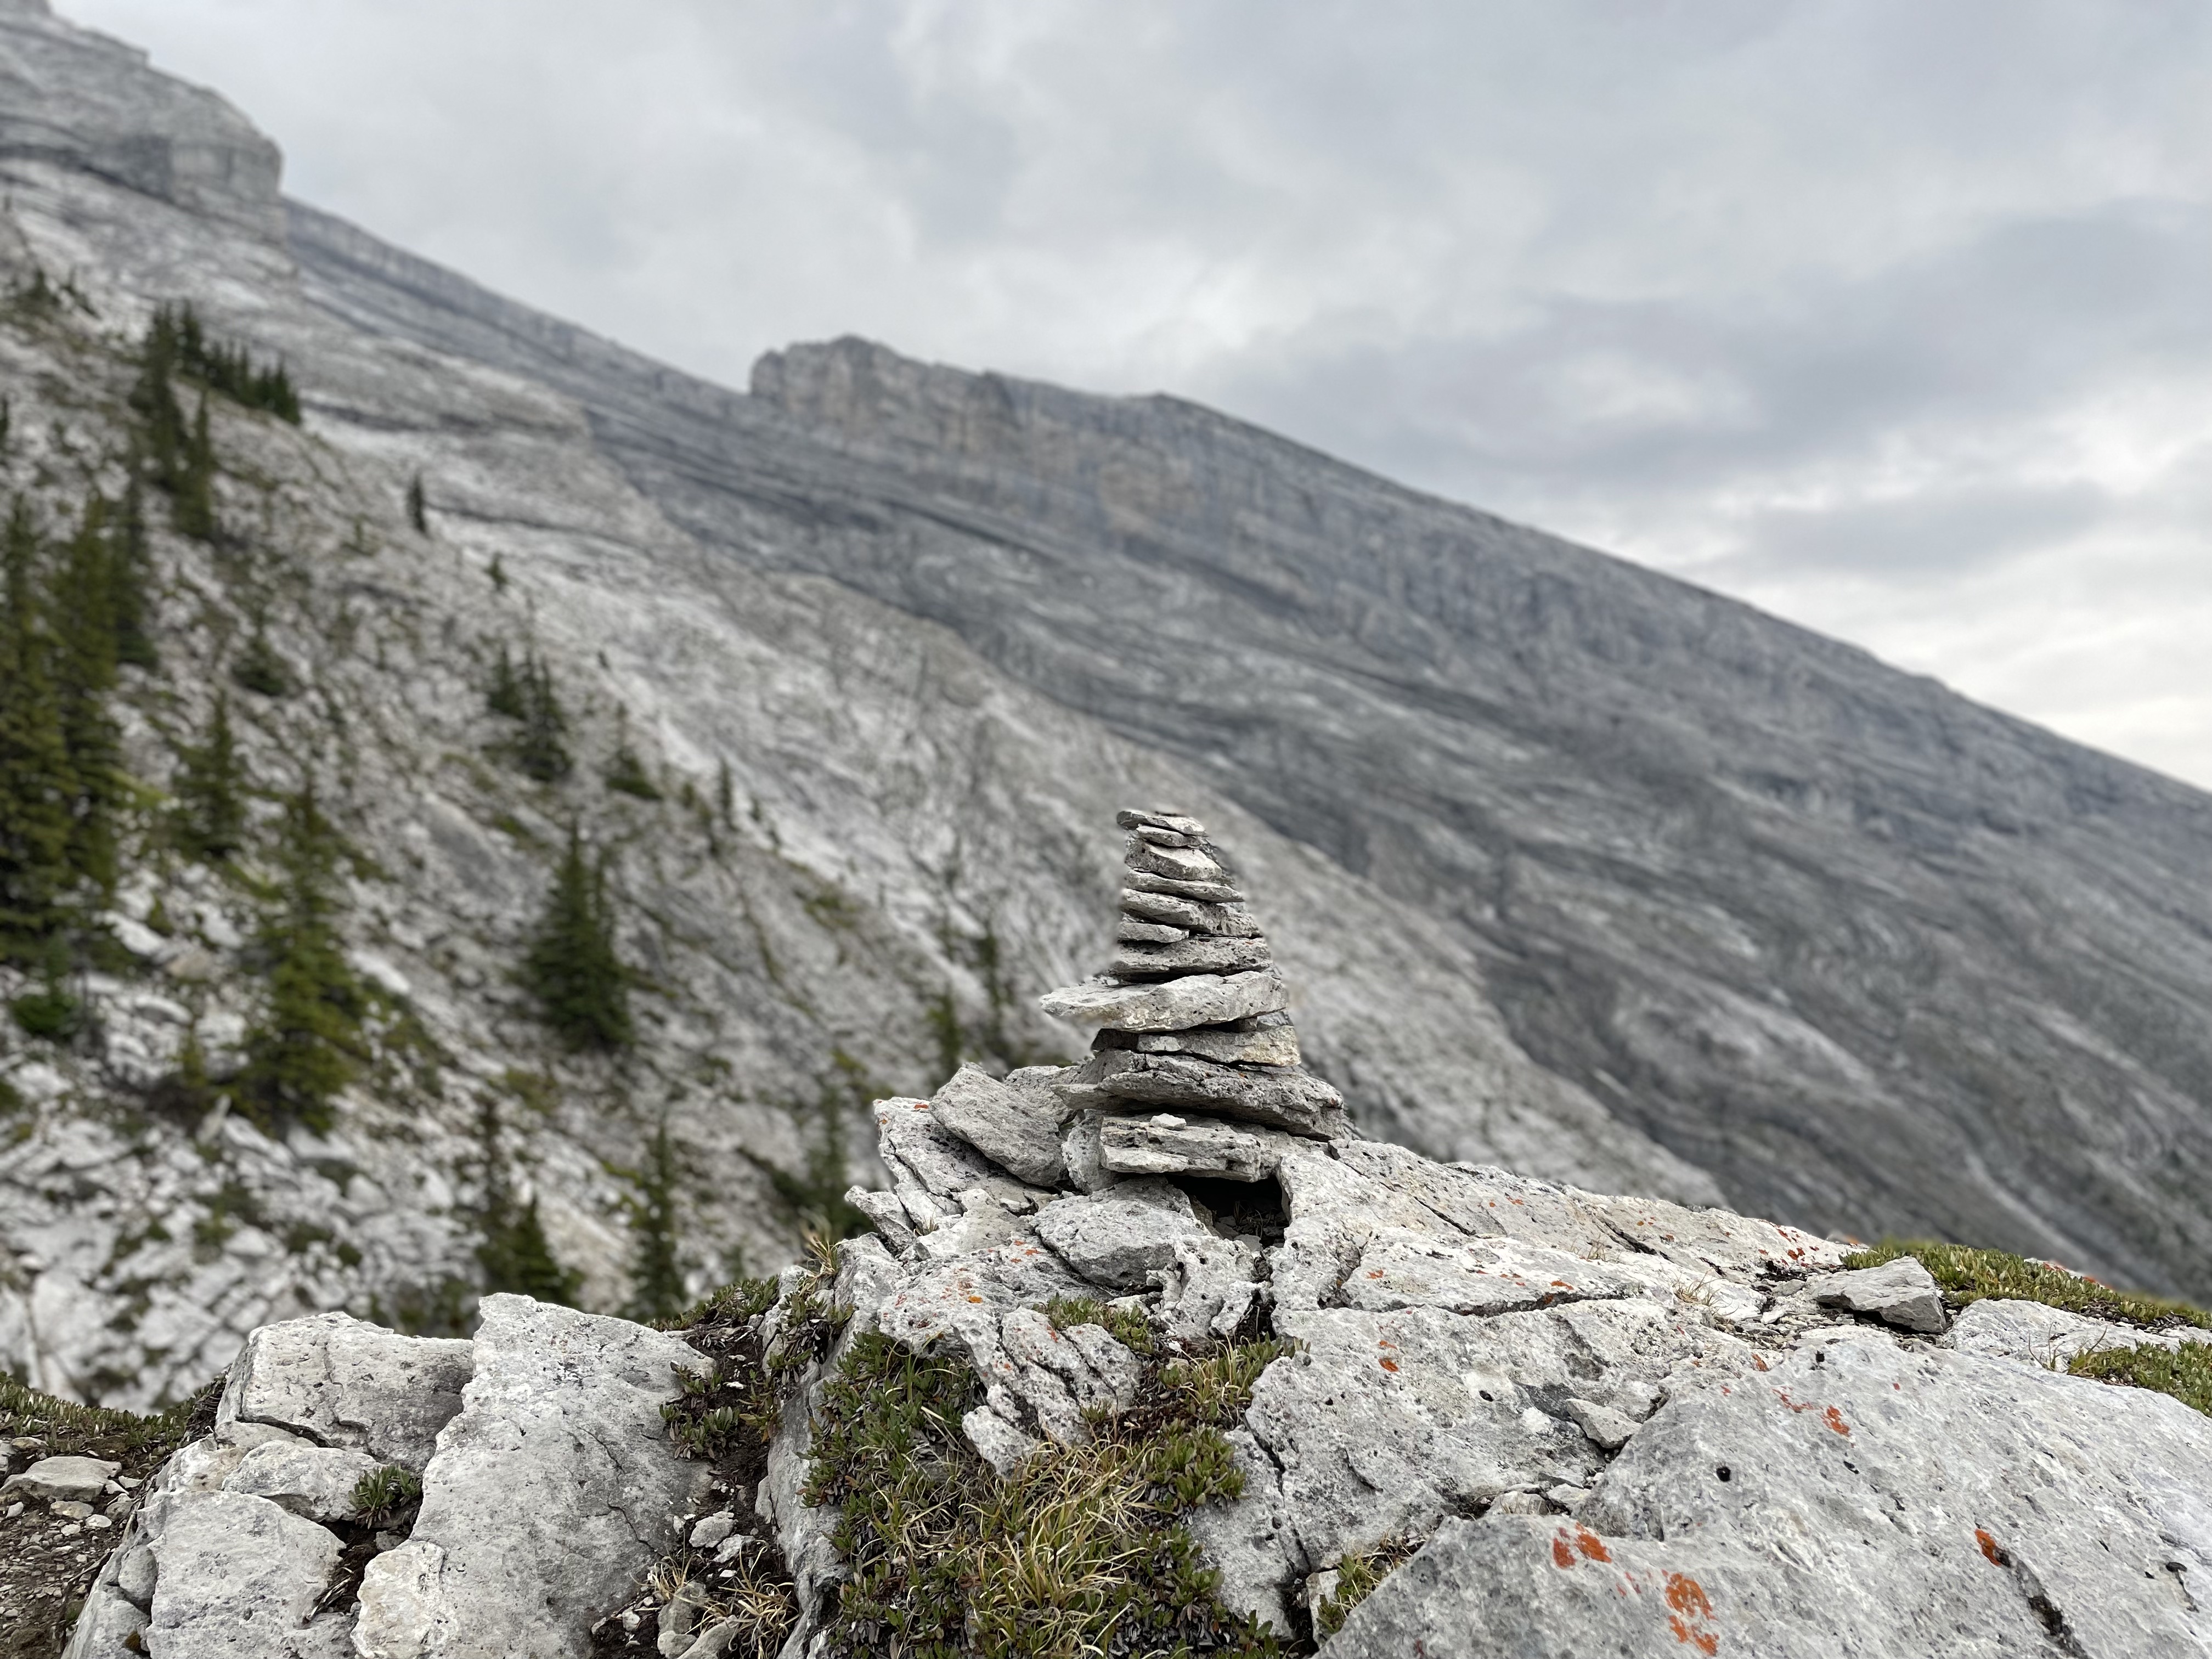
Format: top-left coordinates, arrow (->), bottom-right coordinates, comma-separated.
286,165 -> 2212,1295
41,913 -> 2212,1655
0,0 -> 2206,1428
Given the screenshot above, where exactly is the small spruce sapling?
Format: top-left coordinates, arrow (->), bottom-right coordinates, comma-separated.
405,475 -> 427,535
473,1096 -> 582,1305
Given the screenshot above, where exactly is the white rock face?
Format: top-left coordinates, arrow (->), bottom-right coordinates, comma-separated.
219,1311 -> 473,1471
1329,1338 -> 2212,1657
222,1440 -> 383,1524
145,1490 -> 350,1658
352,1295 -> 712,1657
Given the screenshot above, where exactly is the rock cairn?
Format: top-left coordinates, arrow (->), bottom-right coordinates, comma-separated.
1035,808 -> 1349,1183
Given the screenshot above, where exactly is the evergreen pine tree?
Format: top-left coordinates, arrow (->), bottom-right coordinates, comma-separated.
472,1096 -> 582,1305
522,824 -> 631,1051
486,643 -> 526,719
236,783 -> 364,1133
230,621 -> 293,698
506,653 -> 571,783
175,692 -> 246,861
715,759 -> 733,826
406,475 -> 427,535
624,1121 -> 685,1322
109,482 -> 158,670
0,498 -> 76,963
131,308 -> 186,487
52,498 -> 123,895
172,394 -> 216,541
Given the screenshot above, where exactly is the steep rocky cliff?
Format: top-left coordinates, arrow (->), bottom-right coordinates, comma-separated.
0,0 -> 2207,1428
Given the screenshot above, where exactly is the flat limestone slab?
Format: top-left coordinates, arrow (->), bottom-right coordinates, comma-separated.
1097,1112 -> 1298,1182
352,1295 -> 710,1658
1085,1048 -> 1347,1137
1328,1339 -> 2212,1657
1038,967 -> 1286,1033
932,1064 -> 1066,1187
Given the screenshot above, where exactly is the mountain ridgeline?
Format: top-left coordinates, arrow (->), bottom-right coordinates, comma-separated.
0,0 -> 2204,1417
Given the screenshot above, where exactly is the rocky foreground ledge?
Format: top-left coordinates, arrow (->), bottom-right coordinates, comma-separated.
43,1089 -> 2212,1657
36,812 -> 2212,1657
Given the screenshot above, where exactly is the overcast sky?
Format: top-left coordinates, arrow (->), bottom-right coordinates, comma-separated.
62,0 -> 2212,790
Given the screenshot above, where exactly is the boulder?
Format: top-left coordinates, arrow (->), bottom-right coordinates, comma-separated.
2,1452 -> 119,1503
217,1310 -> 473,1471
1807,1255 -> 1948,1334
143,1489 -> 349,1658
932,1064 -> 1067,1187
1033,1180 -> 1210,1291
351,1295 -> 712,1657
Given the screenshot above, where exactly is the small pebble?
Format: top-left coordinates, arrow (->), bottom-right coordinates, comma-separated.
87,1513 -> 113,1530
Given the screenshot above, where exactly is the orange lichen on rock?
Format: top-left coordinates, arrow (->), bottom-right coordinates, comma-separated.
1664,1572 -> 1719,1655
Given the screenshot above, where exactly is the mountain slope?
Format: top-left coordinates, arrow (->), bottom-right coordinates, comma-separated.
286,222 -> 2212,1294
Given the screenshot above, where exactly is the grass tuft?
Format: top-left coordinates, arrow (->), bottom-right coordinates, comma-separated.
804,1326 -> 1285,1659
2068,1341 -> 2212,1418
349,1464 -> 422,1525
1314,1538 -> 1422,1641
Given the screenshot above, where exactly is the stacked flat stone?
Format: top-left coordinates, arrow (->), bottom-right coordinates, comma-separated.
1036,808 -> 1350,1176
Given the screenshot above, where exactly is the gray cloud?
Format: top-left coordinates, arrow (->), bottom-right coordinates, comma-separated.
60,0 -> 2212,786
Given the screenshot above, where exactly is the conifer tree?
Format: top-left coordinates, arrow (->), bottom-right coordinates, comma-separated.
230,620 -> 293,698
522,825 -> 631,1051
486,643 -> 526,719
174,692 -> 246,861
236,783 -> 364,1133
715,760 -> 734,826
406,475 -> 427,535
473,1096 -> 582,1305
131,308 -> 187,489
52,499 -> 122,895
624,1120 -> 685,1322
0,498 -> 75,963
171,394 -> 216,541
109,482 -> 158,670
509,653 -> 571,783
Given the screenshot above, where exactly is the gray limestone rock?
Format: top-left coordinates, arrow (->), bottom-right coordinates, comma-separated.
962,1402 -> 1043,1477
1116,918 -> 1188,945
1084,1049 -> 1348,1137
1118,889 -> 1265,938
1122,867 -> 1245,905
144,1490 -> 347,1659
1560,1397 -> 1639,1452
1807,1254 -> 1948,1333
216,1310 -> 472,1472
1331,1339 -> 2212,1657
1057,1110 -> 1121,1194
1108,935 -> 1273,979
1033,1180 -> 1209,1292
1097,1111 -> 1297,1182
874,1238 -> 1091,1368
2,1453 -> 119,1503
931,1063 -> 1068,1188
1039,967 -> 1288,1032
352,1295 -> 712,1657
1124,839 -> 1235,889
1943,1295 -> 2205,1368
1104,1016 -> 1301,1068
221,1440 -> 383,1524
1116,809 -> 1207,838
1153,1235 -> 1265,1343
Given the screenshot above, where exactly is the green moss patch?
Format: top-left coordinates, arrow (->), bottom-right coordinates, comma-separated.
2068,1341 -> 2212,1419
1843,1240 -> 2209,1334
803,1312 -> 1288,1659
